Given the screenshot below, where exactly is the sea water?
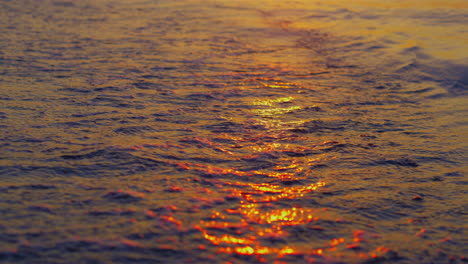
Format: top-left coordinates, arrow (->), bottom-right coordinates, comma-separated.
0,0 -> 467,263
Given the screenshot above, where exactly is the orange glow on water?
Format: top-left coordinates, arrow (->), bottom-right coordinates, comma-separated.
224,181 -> 325,203
234,246 -> 255,255
240,206 -> 318,226
160,215 -> 182,227
252,106 -> 302,117
252,96 -> 295,106
174,162 -> 264,178
1,0 -> 465,263
330,237 -> 345,247
194,173 -> 326,258
261,81 -> 303,89
165,67 -> 395,262
217,245 -> 297,257
201,231 -> 256,246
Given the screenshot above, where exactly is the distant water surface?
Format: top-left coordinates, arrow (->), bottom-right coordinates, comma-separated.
0,0 -> 467,263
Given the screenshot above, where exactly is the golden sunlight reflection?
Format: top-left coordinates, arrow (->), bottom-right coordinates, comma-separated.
252,106 -> 302,117
193,168 -> 327,257
184,76 -> 335,258
250,95 -> 302,117
176,65 -> 401,262
1,0 -> 465,263
240,206 -> 319,226
252,96 -> 295,106
261,82 -> 302,90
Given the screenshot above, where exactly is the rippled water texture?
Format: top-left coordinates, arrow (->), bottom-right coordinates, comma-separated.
0,0 -> 467,263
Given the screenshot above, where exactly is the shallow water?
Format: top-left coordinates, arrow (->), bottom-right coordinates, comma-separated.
0,0 -> 467,263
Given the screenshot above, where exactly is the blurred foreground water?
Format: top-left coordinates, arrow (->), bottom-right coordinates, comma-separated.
0,0 -> 467,263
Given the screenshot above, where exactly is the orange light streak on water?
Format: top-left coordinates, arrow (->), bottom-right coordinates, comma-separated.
200,231 -> 256,246
218,245 -> 297,257
179,65 -> 396,261
224,181 -> 326,202
240,206 -> 319,226
195,177 -> 326,258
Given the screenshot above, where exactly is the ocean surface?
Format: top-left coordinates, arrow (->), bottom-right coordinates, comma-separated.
0,0 -> 467,263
